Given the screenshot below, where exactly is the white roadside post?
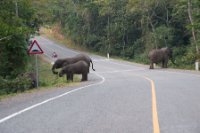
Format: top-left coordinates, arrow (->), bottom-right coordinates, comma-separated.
28,40 -> 44,88
195,61 -> 199,71
107,53 -> 110,59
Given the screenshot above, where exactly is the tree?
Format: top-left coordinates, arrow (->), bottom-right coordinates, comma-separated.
187,0 -> 199,58
40,0 -> 200,68
0,0 -> 37,78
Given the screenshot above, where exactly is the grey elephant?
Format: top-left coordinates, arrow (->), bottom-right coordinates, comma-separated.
59,61 -> 89,81
52,54 -> 95,74
148,47 -> 175,69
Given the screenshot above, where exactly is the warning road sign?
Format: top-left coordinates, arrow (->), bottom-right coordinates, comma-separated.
28,40 -> 44,54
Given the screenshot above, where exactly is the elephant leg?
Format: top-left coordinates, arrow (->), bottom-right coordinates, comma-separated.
81,74 -> 85,81
163,60 -> 168,68
162,60 -> 165,68
165,61 -> 168,68
66,73 -> 73,81
149,62 -> 154,69
81,74 -> 87,81
67,74 -> 71,81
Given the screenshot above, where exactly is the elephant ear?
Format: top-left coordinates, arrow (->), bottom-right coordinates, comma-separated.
162,47 -> 172,57
53,59 -> 61,68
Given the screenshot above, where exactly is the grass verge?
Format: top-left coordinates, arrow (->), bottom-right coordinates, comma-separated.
0,56 -> 80,100
38,57 -> 80,87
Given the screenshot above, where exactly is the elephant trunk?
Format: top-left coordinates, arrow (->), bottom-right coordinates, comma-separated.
58,72 -> 63,77
52,65 -> 58,74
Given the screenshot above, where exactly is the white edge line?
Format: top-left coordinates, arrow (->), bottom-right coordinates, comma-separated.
0,73 -> 105,124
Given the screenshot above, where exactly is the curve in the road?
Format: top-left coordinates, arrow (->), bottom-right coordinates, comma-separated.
105,60 -> 160,133
142,76 -> 160,133
0,73 -> 105,124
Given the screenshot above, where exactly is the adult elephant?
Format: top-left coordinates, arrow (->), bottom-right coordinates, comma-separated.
52,54 -> 95,74
59,61 -> 89,81
148,47 -> 176,69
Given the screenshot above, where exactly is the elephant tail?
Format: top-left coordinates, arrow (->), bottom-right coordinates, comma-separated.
90,60 -> 95,71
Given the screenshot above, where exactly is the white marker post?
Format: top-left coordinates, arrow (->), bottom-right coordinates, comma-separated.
195,61 -> 199,71
107,53 -> 110,59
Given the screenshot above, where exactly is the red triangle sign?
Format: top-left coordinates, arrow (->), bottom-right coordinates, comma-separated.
28,40 -> 44,54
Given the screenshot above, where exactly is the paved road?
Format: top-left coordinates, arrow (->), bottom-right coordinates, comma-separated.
0,36 -> 200,133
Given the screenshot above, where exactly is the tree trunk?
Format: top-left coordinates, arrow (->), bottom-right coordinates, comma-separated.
187,0 -> 199,55
15,1 -> 19,17
107,16 -> 111,53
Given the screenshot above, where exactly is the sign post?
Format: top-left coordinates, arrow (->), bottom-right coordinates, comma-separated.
28,40 -> 44,88
35,54 -> 39,88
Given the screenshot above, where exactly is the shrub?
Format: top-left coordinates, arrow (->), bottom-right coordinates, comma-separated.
0,75 -> 32,96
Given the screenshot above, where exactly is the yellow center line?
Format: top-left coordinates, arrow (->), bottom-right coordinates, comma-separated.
129,73 -> 160,133
124,71 -> 161,132
144,76 -> 160,133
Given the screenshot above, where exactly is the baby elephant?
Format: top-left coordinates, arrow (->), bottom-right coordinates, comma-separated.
59,61 -> 89,81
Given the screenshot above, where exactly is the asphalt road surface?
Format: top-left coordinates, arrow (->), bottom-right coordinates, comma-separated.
0,36 -> 200,133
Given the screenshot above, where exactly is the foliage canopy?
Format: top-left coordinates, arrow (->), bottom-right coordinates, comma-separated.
41,0 -> 200,65
0,0 -> 39,78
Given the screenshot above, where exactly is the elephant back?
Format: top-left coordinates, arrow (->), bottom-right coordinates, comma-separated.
70,60 -> 89,74
148,49 -> 165,63
161,47 -> 173,58
73,54 -> 91,65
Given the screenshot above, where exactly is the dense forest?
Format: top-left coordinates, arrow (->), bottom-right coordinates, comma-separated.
38,0 -> 200,67
0,0 -> 200,94
0,0 -> 39,77
0,0 -> 40,94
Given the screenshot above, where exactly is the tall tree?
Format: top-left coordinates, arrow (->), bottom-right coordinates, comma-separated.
187,0 -> 199,56
0,0 -> 37,78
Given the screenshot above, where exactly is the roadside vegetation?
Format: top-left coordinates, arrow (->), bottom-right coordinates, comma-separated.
0,0 -> 200,96
0,0 -> 77,97
0,0 -> 39,96
38,58 -> 80,88
0,55 -> 80,98
36,0 -> 200,69
40,25 -> 87,52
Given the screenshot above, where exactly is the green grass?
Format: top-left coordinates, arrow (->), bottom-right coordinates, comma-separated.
0,58 -> 81,100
